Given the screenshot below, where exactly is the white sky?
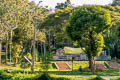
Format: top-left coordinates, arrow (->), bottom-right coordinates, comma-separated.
29,0 -> 113,9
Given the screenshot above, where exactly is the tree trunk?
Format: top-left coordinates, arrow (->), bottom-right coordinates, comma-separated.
72,59 -> 73,73
90,56 -> 95,74
32,25 -> 36,73
88,56 -> 92,69
5,34 -> 8,64
48,31 -> 51,56
0,40 -> 2,65
36,41 -> 38,50
53,37 -> 56,49
14,57 -> 17,67
41,43 -> 43,55
89,31 -> 96,74
10,30 -> 12,66
44,42 -> 46,56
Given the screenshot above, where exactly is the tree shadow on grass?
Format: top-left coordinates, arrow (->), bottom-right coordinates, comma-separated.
48,68 -> 120,76
96,69 -> 120,76
48,70 -> 92,75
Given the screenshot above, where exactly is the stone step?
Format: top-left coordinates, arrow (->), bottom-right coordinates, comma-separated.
107,61 -> 120,69
55,62 -> 71,70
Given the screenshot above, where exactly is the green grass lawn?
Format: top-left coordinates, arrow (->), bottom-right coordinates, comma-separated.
69,61 -> 89,70
0,61 -> 119,76
2,72 -> 120,80
0,61 -> 120,80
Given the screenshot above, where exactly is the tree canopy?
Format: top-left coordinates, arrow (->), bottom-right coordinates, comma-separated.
55,0 -> 72,10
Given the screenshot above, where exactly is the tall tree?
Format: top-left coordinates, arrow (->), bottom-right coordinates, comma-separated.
0,27 -> 5,65
40,8 -> 73,54
0,0 -> 34,66
0,0 -> 9,65
28,1 -> 49,73
66,6 -> 112,74
0,0 -> 48,68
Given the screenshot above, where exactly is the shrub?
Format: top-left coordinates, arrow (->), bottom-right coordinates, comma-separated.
79,66 -> 83,72
0,71 -> 12,80
20,52 -> 32,69
52,63 -> 57,69
40,54 -> 51,72
52,77 -> 70,80
35,73 -> 51,80
91,76 -> 105,80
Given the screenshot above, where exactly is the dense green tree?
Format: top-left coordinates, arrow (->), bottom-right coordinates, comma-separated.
0,26 -> 6,65
55,0 -> 72,10
28,1 -> 49,73
40,8 -> 73,54
0,0 -> 9,65
0,0 -> 34,66
0,0 -> 48,70
103,5 -> 120,58
112,0 -> 120,6
66,6 -> 112,74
